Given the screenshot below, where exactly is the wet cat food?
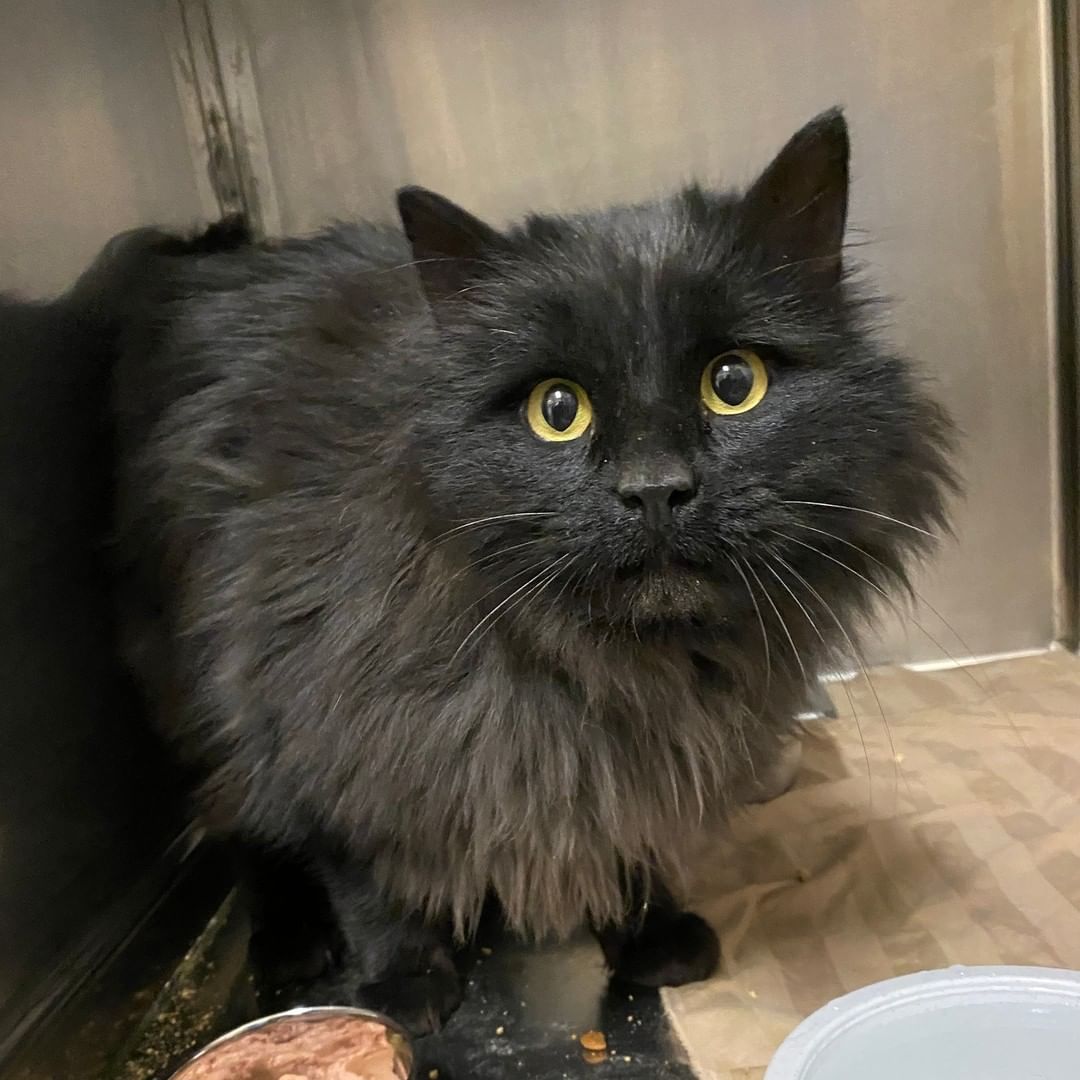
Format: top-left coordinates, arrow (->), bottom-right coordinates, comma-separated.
170,1009 -> 411,1080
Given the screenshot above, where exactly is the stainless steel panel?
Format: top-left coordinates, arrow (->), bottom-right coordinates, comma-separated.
0,0 -> 207,296
1051,0 -> 1080,649
223,0 -> 1057,664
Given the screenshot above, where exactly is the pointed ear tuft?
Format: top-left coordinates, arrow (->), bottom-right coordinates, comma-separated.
396,186 -> 504,304
738,108 -> 850,286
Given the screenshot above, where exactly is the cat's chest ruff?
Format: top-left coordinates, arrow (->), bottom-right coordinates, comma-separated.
481,634 -> 739,751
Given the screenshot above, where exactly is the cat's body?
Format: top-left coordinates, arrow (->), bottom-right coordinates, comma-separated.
114,217 -> 802,936
110,111 -> 954,1031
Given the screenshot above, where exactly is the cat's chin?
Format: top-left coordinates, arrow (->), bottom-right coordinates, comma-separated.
609,565 -> 724,626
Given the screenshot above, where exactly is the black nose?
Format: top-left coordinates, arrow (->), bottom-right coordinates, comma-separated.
617,459 -> 698,530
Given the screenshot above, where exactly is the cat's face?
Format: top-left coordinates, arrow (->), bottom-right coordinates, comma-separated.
401,111 -> 953,632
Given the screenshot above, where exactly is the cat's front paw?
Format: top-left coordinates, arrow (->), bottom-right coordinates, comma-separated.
249,923 -> 337,991
608,910 -> 720,988
354,965 -> 464,1036
255,957 -> 463,1036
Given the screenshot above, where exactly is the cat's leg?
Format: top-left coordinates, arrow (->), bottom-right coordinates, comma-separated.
738,677 -> 829,804
740,733 -> 804,804
591,872 -> 720,988
309,851 -> 464,1035
241,841 -> 462,1034
238,843 -> 342,997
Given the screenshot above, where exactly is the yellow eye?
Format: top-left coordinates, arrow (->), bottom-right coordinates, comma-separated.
526,378 -> 593,442
701,349 -> 768,415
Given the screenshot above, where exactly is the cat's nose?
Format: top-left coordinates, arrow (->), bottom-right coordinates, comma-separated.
617,458 -> 698,530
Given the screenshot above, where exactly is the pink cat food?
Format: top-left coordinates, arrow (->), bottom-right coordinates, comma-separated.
171,1011 -> 411,1080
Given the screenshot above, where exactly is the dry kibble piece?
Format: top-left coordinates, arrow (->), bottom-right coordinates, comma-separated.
579,1030 -> 607,1053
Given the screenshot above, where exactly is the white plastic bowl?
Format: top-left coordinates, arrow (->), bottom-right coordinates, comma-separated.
765,966 -> 1080,1080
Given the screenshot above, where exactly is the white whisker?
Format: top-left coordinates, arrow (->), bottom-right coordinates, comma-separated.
769,544 -> 905,791
777,526 -> 1030,751
727,554 -> 772,699
444,538 -> 549,587
763,551 -> 875,802
436,511 -> 557,541
451,553 -> 573,664
376,512 -> 556,618
743,558 -> 807,682
472,554 -> 576,658
782,500 -> 937,539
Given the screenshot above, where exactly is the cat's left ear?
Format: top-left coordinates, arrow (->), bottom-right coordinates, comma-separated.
738,108 -> 849,287
397,186 -> 505,306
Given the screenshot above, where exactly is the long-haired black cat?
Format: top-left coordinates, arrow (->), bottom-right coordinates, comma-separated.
110,109 -> 954,1033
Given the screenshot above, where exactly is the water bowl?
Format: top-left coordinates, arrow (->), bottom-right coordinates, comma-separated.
765,966 -> 1080,1080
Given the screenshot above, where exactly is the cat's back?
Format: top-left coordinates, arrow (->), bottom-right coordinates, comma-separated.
109,218 -> 422,742
111,218 -> 421,611
116,219 -> 414,410
114,218 -> 418,495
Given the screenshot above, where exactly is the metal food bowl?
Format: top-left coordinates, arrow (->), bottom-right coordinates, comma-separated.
168,1005 -> 415,1080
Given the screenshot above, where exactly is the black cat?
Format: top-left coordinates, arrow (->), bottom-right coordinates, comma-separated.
109,109 -> 954,1034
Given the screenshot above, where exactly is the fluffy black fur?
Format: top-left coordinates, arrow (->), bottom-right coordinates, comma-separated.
108,110 -> 954,1033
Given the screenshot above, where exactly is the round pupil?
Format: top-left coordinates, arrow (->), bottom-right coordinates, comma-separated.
712,359 -> 754,406
541,384 -> 579,431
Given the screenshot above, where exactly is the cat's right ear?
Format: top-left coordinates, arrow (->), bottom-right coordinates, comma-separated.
737,108 -> 850,287
396,186 -> 505,306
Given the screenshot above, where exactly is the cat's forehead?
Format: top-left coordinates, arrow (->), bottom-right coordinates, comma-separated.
503,195 -> 741,370
493,188 -> 841,377
519,191 -> 732,274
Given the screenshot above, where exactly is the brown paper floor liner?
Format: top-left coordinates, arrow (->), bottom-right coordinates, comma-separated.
663,650 -> 1080,1079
